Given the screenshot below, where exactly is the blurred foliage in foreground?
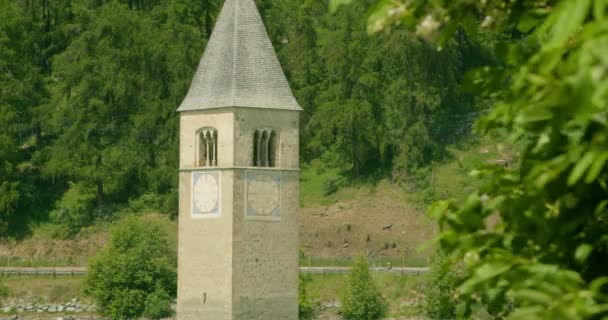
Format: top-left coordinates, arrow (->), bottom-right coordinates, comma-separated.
331,0 -> 608,318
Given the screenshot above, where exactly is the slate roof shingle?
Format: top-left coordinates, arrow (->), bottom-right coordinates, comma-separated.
177,0 -> 302,112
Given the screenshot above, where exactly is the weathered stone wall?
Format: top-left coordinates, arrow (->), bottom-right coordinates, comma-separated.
178,110 -> 235,320
232,108 -> 299,320
179,109 -> 235,168
233,108 -> 300,168
178,108 -> 299,320
232,169 -> 299,320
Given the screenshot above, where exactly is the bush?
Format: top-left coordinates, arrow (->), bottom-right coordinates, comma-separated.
87,217 -> 176,320
298,273 -> 318,320
128,193 -> 165,214
421,254 -> 464,319
143,287 -> 173,319
0,281 -> 10,298
340,256 -> 387,320
322,178 -> 340,196
49,182 -> 95,237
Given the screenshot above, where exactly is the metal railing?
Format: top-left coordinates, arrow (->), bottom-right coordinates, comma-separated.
0,266 -> 428,277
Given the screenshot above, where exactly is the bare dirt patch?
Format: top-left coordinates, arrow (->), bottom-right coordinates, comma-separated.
299,182 -> 436,265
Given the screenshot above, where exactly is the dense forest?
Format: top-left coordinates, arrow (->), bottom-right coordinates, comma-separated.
0,0 -> 491,236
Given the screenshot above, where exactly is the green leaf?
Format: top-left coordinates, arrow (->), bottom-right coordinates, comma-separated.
517,13 -> 541,33
512,288 -> 553,306
428,200 -> 449,219
329,0 -> 352,13
574,243 -> 593,263
547,0 -> 592,47
590,277 -> 608,293
516,107 -> 552,124
585,152 -> 608,183
568,151 -> 596,186
366,0 -> 400,34
507,306 -> 545,320
593,0 -> 607,21
595,200 -> 608,216
459,262 -> 512,293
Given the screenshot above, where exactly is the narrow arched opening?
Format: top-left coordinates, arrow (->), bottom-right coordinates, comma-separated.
253,130 -> 260,167
268,131 -> 277,167
196,127 -> 218,167
199,131 -> 208,167
252,128 -> 277,168
260,130 -> 269,167
206,131 -> 213,167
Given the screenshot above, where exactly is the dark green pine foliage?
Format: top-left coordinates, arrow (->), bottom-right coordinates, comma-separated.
0,0 -> 488,236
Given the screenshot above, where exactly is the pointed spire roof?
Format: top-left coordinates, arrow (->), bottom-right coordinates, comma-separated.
177,0 -> 301,112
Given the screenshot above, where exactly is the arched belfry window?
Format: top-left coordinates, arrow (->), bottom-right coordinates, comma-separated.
197,127 -> 218,167
253,129 -> 277,167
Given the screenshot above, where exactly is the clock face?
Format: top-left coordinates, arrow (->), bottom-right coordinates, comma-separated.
191,171 -> 220,216
246,171 -> 281,218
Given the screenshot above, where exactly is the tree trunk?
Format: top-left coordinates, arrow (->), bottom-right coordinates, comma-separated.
34,121 -> 41,145
95,154 -> 104,207
96,180 -> 104,208
204,0 -> 213,38
351,129 -> 361,177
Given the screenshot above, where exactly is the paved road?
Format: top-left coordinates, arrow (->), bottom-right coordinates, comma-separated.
301,266 -> 429,274
0,267 -> 87,276
0,266 -> 428,276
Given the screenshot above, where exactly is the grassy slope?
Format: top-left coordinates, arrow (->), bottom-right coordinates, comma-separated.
0,136 -> 511,269
1,276 -> 90,303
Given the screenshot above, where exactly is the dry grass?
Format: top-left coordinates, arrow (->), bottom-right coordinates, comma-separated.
0,214 -> 177,267
299,180 -> 436,265
305,273 -> 426,317
0,276 -> 90,303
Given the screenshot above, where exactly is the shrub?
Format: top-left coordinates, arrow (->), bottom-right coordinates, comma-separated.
298,273 -> 318,320
128,193 -> 165,214
143,287 -> 173,319
49,182 -> 95,237
87,217 -> 176,320
322,178 -> 340,196
421,254 -> 464,319
340,256 -> 387,320
0,281 -> 10,298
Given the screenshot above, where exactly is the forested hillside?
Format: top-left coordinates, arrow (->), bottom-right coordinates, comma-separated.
0,0 -> 491,238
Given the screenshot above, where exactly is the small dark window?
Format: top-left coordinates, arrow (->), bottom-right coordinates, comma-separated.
197,127 -> 218,167
253,130 -> 260,167
253,129 -> 277,167
268,131 -> 277,167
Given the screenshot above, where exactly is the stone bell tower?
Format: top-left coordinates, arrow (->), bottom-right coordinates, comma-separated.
176,0 -> 301,319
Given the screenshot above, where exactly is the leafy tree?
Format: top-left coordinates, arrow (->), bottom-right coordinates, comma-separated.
49,182 -> 96,237
0,0 -> 40,234
87,217 -> 176,320
308,1 -> 491,178
0,0 -> 491,236
340,256 -> 387,320
336,0 -> 608,318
